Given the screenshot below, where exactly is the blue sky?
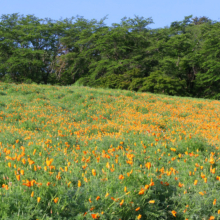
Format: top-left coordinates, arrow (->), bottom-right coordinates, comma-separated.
1,0 -> 219,28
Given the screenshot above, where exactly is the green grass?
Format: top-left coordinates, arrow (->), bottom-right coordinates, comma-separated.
0,82 -> 219,220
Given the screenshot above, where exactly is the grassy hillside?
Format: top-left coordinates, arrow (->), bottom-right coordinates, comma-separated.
0,82 -> 220,220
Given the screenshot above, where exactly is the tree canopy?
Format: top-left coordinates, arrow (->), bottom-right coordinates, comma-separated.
0,13 -> 219,99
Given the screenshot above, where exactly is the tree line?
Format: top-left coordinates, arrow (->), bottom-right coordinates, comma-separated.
0,13 -> 220,99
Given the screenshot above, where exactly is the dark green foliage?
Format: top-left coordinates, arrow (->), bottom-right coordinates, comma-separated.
140,71 -> 187,96
0,13 -> 219,99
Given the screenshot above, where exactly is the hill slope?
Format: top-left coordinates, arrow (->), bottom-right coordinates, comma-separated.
0,82 -> 219,219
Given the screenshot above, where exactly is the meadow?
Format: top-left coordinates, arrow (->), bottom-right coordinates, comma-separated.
0,82 -> 219,220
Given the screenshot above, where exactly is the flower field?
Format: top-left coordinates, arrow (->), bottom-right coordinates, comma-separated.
0,82 -> 220,220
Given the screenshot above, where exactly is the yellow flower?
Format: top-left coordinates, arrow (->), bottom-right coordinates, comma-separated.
31,191 -> 34,197
149,200 -> 155,204
78,180 -> 81,187
92,169 -> 96,176
137,214 -> 142,219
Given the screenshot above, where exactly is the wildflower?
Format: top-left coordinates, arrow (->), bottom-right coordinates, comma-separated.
149,200 -> 155,204
137,214 -> 142,219
145,184 -> 149,189
31,191 -> 34,197
78,180 -> 81,187
135,207 -> 140,211
194,180 -> 198,185
37,197 -> 41,203
171,210 -> 177,217
149,179 -> 154,187
213,199 -> 216,205
138,188 -> 145,195
119,174 -> 124,180
90,207 -> 95,211
201,173 -> 205,179
145,162 -> 151,170
119,199 -> 124,206
209,158 -> 215,164
178,182 -> 184,188
92,169 -> 96,176
2,184 -> 9,190
96,196 -> 100,201
91,213 -> 100,219
54,197 -> 59,203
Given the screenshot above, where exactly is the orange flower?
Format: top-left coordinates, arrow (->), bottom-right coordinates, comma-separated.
145,184 -> 149,190
119,199 -> 124,206
105,192 -> 109,198
135,207 -> 140,211
28,159 -> 35,165
201,173 -> 205,179
2,184 -> 9,190
137,214 -> 142,219
199,192 -> 204,196
194,180 -> 198,185
54,197 -> 59,203
149,180 -> 154,187
209,216 -> 215,220
33,149 -> 36,155
178,182 -> 184,188
124,186 -> 127,192
31,191 -> 34,197
46,158 -> 53,167
119,174 -> 124,180
78,180 -> 81,187
92,169 -> 96,176
145,162 -> 151,170
171,210 -> 177,217
209,158 -> 215,164
138,188 -> 145,195
106,162 -> 110,169
210,168 -> 216,174
16,175 -> 20,181
213,199 -> 216,205
37,197 -> 41,203
96,196 -> 100,201
91,213 -> 100,219
90,207 -> 95,211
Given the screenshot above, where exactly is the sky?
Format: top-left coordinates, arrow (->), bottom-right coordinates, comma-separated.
1,0 -> 219,29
